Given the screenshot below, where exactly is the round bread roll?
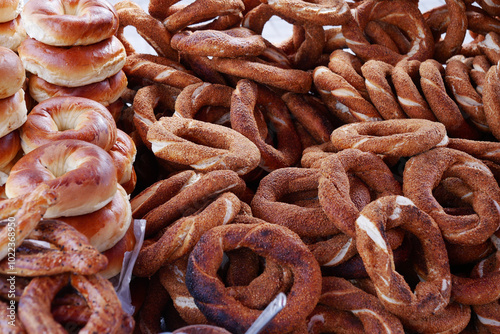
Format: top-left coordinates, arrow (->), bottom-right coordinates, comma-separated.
5,139 -> 118,218
108,129 -> 137,189
22,0 -> 119,46
100,221 -> 137,279
18,36 -> 126,87
28,70 -> 127,106
57,184 -> 133,253
0,46 -> 25,99
19,96 -> 117,153
0,0 -> 22,23
0,130 -> 20,170
0,89 -> 28,138
0,15 -> 27,51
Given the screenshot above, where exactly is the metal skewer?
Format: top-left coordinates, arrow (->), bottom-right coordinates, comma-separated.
244,292 -> 287,334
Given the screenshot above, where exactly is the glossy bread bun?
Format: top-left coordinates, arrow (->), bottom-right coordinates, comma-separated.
22,0 -> 119,46
0,89 -> 27,138
18,36 -> 126,87
0,46 -> 25,99
0,0 -> 22,23
0,16 -> 27,51
5,139 -> 118,218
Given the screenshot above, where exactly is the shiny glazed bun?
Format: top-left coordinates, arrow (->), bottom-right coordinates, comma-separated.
0,46 -> 25,99
28,70 -> 128,106
0,15 -> 27,51
18,36 -> 126,87
57,184 -> 133,253
0,0 -> 22,23
0,89 -> 28,138
100,221 -> 137,279
19,96 -> 117,153
22,0 -> 119,46
5,139 -> 118,218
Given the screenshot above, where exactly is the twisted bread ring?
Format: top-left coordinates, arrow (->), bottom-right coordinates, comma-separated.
186,222 -> 321,334
313,66 -> 382,123
115,0 -> 177,59
315,276 -> 405,333
147,116 -> 260,175
483,61 -> 500,141
18,273 -> 134,333
130,170 -> 197,219
124,53 -> 202,89
355,195 -> 451,320
342,0 -> 434,65
171,28 -> 266,58
477,0 -> 500,16
470,55 -> 490,95
174,82 -> 233,119
363,20 -> 408,55
203,56 -> 313,93
251,167 -> 338,238
142,170 -> 246,237
420,59 -> 479,139
450,231 -> 500,305
327,50 -> 368,100
361,60 -> 407,119
318,149 -> 402,237
230,79 -> 301,171
401,302 -> 471,334
391,59 -> 437,120
242,3 -> 325,69
473,298 -> 500,332
445,56 -> 488,132
426,0 -> 468,62
447,137 -> 500,165
0,183 -> 57,261
329,118 -> 448,157
173,325 -> 232,334
282,93 -> 334,144
134,192 -> 241,277
162,0 -> 244,32
0,219 -> 108,276
403,147 -> 500,245
132,83 -> 179,148
165,2 -> 244,32
160,256 -> 209,325
264,0 -> 351,26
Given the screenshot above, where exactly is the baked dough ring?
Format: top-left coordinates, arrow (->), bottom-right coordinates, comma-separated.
18,36 -> 126,87
22,0 -> 119,46
20,96 -> 117,153
6,139 -> 117,218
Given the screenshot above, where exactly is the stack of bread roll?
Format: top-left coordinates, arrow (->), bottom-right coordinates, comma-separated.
0,0 -> 26,51
15,0 -> 137,194
0,46 -> 26,198
4,0 -> 138,278
17,0 -> 128,118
